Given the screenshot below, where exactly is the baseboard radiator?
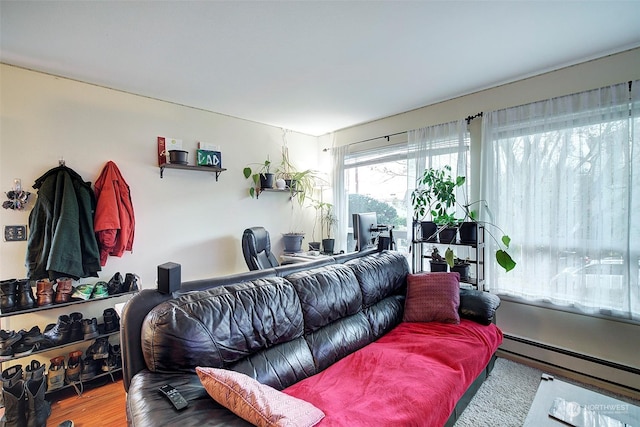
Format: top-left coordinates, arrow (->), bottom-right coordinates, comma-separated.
499,333 -> 640,398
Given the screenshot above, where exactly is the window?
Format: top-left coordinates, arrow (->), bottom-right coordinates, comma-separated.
482,81 -> 640,321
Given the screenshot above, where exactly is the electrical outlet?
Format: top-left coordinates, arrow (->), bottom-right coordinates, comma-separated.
4,225 -> 27,242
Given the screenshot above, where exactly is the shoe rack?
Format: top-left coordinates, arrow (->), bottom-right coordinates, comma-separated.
0,289 -> 137,397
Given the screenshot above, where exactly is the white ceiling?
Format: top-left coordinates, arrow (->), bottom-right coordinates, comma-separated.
2,1 -> 640,136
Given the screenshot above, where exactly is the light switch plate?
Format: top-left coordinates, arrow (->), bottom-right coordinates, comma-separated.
4,225 -> 27,241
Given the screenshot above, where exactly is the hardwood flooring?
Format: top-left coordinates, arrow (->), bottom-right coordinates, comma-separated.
45,376 -> 126,427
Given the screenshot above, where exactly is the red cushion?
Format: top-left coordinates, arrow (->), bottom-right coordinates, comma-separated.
403,272 -> 460,323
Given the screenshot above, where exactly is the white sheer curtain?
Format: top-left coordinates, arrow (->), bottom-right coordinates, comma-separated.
331,144 -> 349,253
407,119 -> 469,231
482,80 -> 639,320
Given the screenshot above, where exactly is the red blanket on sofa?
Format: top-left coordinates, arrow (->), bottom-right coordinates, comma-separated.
284,320 -> 503,426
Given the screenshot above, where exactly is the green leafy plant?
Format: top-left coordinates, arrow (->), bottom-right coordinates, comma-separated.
242,158 -> 272,198
413,165 -> 516,272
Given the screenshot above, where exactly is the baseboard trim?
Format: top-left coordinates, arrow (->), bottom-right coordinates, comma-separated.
500,333 -> 640,399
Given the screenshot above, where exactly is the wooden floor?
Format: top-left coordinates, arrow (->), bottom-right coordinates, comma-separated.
45,376 -> 127,427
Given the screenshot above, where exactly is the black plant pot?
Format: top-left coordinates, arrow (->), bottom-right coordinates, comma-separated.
451,263 -> 470,281
420,221 -> 438,242
308,242 -> 321,251
459,222 -> 477,244
438,227 -> 458,244
283,233 -> 304,253
430,261 -> 448,272
322,238 -> 335,255
168,150 -> 189,165
260,173 -> 275,189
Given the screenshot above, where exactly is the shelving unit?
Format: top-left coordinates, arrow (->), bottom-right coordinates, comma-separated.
0,290 -> 136,397
411,222 -> 485,290
159,163 -> 227,180
255,187 -> 300,199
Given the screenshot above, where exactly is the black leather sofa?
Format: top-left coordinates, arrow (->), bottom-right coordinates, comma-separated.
121,249 -> 498,426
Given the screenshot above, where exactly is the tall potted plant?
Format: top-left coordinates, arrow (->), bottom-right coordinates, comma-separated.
319,203 -> 337,254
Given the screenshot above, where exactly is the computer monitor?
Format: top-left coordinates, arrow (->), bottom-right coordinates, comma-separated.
353,212 -> 377,251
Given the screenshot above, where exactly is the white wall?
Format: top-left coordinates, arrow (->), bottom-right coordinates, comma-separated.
0,64 -> 321,286
332,48 -> 640,391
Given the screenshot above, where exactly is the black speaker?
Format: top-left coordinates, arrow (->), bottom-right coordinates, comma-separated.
158,262 -> 181,294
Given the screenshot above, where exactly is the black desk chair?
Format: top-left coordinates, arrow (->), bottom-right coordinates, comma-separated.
242,227 -> 280,271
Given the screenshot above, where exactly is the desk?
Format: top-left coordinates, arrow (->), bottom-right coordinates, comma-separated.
524,374 -> 640,426
280,251 -> 329,264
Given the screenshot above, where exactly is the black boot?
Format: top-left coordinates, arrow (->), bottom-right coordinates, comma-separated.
123,273 -> 139,292
25,361 -> 50,427
107,272 -> 124,295
0,279 -> 17,313
43,315 -> 71,346
1,364 -> 27,427
16,280 -> 35,311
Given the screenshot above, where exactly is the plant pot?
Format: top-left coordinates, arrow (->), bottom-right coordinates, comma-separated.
438,226 -> 458,244
430,261 -> 448,272
275,178 -> 286,189
260,173 -> 275,189
420,221 -> 438,242
308,242 -> 320,251
283,233 -> 304,253
168,150 -> 189,165
451,263 -> 470,281
322,238 -> 335,255
284,179 -> 297,190
459,222 -> 477,244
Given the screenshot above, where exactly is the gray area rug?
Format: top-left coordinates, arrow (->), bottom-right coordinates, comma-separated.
454,358 -> 544,426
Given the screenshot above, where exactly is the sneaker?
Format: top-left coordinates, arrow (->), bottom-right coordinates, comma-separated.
90,281 -> 109,299
86,337 -> 110,360
65,351 -> 82,383
101,344 -> 118,372
0,329 -> 22,360
70,283 -> 94,301
47,356 -> 65,391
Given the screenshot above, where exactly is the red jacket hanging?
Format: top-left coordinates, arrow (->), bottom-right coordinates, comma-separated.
94,161 -> 135,266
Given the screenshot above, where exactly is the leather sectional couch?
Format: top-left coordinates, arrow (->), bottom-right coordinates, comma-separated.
121,249 -> 502,426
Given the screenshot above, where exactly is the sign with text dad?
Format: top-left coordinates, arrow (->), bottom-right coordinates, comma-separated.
197,149 -> 222,167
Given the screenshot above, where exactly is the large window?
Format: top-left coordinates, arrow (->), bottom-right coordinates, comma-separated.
344,144 -> 409,252
482,81 -> 640,321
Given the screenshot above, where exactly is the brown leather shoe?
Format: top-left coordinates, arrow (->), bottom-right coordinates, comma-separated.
36,279 -> 54,307
54,278 -> 73,304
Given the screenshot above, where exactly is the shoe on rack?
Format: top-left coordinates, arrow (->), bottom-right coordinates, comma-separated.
43,315 -> 72,347
47,356 -> 65,391
102,308 -> 120,334
123,273 -> 139,292
86,337 -> 110,360
36,278 -> 54,307
24,360 -> 45,381
16,279 -> 36,311
70,283 -> 94,301
107,272 -> 124,295
69,312 -> 84,342
0,278 -> 18,313
54,277 -> 74,303
101,344 -> 121,372
65,351 -> 83,384
90,281 -> 109,299
0,329 -> 22,360
82,318 -> 99,340
80,357 -> 99,381
1,364 -> 27,427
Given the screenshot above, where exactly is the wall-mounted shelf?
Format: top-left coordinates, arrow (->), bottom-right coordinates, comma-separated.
256,188 -> 299,199
159,164 -> 227,180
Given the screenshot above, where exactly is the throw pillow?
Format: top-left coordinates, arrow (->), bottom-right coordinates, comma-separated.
459,288 -> 501,325
196,366 -> 325,427
403,272 -> 460,324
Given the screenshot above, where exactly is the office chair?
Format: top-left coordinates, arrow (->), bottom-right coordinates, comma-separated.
242,227 -> 280,271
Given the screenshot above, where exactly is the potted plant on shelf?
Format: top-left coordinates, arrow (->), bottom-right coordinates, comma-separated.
242,157 -> 274,198
319,202 -> 338,255
411,165 -> 465,243
276,145 -> 320,206
429,247 -> 448,272
449,256 -> 471,281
